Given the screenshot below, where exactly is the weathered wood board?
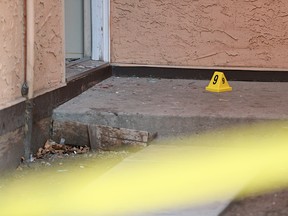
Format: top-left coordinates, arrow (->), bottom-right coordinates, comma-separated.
88,125 -> 157,151
52,121 -> 89,146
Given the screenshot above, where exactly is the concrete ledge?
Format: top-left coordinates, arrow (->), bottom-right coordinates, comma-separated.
52,116 -> 266,147
52,77 -> 288,146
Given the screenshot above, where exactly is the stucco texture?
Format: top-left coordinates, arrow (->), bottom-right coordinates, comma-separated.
111,0 -> 288,69
0,0 -> 64,107
0,0 -> 24,106
34,0 -> 65,95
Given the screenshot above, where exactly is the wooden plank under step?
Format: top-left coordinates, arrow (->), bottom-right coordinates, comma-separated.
88,125 -> 157,151
52,121 -> 89,146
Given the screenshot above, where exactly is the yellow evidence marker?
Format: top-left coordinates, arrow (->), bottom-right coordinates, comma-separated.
206,71 -> 232,92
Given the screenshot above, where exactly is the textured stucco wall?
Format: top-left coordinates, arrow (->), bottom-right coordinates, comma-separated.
0,0 -> 65,108
34,0 -> 65,95
111,0 -> 288,69
0,0 -> 24,107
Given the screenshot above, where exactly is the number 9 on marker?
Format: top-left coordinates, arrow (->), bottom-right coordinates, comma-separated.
206,71 -> 232,93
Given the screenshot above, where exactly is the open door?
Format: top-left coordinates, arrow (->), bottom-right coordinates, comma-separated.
64,0 -> 109,63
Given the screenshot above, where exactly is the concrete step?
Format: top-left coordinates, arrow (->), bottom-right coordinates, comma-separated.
52,77 -> 288,145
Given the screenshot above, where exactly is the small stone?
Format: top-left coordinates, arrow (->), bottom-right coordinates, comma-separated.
16,166 -> 23,171
57,169 -> 68,173
45,162 -> 51,166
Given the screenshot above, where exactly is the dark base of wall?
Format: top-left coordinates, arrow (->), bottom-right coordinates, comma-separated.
0,65 -> 111,171
112,66 -> 288,82
0,128 -> 24,173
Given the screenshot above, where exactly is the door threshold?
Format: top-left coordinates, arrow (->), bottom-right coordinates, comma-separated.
66,59 -> 109,82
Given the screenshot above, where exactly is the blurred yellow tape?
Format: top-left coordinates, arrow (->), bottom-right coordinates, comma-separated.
1,121 -> 288,215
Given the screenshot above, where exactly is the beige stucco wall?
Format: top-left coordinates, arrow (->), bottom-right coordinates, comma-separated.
34,0 -> 65,95
0,0 -> 64,108
111,0 -> 288,69
0,0 -> 24,107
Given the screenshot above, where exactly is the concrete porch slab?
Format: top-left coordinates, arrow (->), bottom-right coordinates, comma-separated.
52,77 -> 288,142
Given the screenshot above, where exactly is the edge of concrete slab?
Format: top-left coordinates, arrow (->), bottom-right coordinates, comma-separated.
52,110 -> 278,146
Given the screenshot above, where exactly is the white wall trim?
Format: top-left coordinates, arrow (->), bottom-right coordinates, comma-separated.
91,0 -> 110,62
84,0 -> 92,57
103,0 -> 110,62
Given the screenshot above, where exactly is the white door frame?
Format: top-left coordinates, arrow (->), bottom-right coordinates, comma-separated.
91,0 -> 110,62
84,0 -> 92,57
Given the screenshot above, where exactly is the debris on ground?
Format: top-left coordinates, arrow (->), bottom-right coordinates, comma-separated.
36,139 -> 90,159
1,148 -> 131,194
0,139 -> 133,193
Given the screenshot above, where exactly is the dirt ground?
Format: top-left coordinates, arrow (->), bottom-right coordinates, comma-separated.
221,190 -> 288,216
0,147 -> 130,191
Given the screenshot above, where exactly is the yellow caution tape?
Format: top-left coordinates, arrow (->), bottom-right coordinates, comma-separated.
0,121 -> 288,215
